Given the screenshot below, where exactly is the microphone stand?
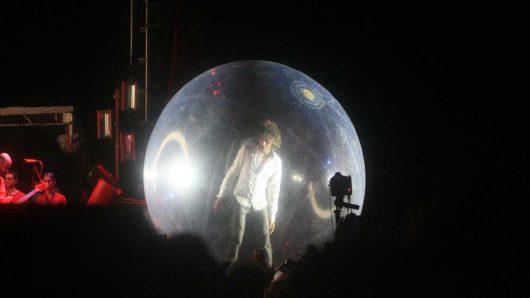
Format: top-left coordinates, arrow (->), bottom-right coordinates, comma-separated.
31,160 -> 44,187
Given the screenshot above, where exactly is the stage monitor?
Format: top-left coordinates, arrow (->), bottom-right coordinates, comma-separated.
86,178 -> 122,206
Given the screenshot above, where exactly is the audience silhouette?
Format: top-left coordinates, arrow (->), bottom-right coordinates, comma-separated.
0,203 -> 513,297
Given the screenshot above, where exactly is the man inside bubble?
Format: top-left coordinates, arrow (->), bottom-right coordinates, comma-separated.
213,119 -> 282,266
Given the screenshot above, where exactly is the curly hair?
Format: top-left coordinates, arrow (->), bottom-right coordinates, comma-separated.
258,120 -> 282,150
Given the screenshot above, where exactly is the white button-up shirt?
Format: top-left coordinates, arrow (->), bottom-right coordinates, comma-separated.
218,144 -> 282,223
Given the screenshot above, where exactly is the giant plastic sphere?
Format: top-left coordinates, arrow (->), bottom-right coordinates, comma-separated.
144,60 -> 365,264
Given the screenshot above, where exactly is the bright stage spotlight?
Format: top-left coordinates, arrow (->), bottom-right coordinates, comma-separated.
292,174 -> 304,183
166,159 -> 195,192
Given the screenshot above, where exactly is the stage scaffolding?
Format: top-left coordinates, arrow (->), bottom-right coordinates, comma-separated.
0,106 -> 74,152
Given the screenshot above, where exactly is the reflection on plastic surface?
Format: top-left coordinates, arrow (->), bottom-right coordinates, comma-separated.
144,60 -> 365,263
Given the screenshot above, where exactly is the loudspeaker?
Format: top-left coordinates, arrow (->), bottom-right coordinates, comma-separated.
86,178 -> 123,206
87,164 -> 120,190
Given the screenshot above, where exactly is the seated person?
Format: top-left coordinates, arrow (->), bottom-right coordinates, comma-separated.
0,152 -> 13,204
35,172 -> 67,205
5,170 -> 26,204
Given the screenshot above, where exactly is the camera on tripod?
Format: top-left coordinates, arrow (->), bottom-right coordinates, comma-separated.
329,172 -> 359,210
328,172 -> 359,229
329,172 -> 352,197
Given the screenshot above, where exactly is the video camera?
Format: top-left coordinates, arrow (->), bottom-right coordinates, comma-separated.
329,172 -> 359,210
328,172 -> 359,230
329,172 -> 352,197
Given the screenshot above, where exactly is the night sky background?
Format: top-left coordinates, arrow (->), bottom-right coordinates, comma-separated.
0,1 -> 525,296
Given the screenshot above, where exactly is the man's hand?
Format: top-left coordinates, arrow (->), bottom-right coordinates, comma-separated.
35,182 -> 46,192
212,196 -> 223,213
269,222 -> 275,234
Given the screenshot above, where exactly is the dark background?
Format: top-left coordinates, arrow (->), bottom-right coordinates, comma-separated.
0,1 -> 525,296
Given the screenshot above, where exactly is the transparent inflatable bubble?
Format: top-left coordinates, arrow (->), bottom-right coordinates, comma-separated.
144,60 -> 365,263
